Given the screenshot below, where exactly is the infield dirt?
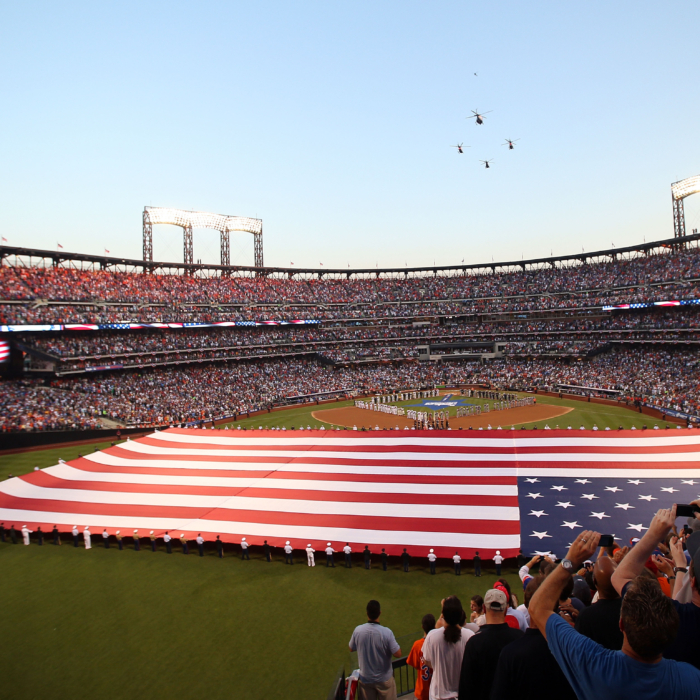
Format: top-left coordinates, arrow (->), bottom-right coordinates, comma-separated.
312,404 -> 573,430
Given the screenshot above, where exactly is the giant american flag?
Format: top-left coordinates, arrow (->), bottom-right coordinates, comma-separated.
1,428 -> 699,557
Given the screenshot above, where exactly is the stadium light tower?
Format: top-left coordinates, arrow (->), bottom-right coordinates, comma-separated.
142,207 -> 263,268
671,175 -> 700,238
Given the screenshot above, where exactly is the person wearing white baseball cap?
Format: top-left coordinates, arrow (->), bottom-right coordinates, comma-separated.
241,537 -> 249,560
83,526 -> 91,550
306,544 -> 315,567
459,589 -> 523,699
325,543 -> 335,568
428,548 -> 437,575
284,540 -> 293,565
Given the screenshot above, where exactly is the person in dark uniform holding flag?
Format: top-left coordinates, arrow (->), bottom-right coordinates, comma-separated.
473,550 -> 482,577
343,543 -> 352,568
263,540 -> 271,562
116,530 -> 123,550
381,548 -> 388,571
216,535 -> 223,558
180,534 -> 188,554
0,523 -> 5,543
9,525 -> 17,544
52,525 -> 60,545
37,526 -> 43,546
402,548 -> 410,572
133,530 -> 140,551
363,545 -> 371,569
164,531 -> 172,554
325,543 -> 335,567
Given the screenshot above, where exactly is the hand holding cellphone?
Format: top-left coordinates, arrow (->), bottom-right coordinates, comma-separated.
598,535 -> 615,547
676,504 -> 700,518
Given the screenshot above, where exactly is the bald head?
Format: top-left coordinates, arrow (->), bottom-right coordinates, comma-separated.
594,555 -> 619,600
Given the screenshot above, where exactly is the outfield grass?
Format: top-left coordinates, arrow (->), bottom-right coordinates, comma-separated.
0,541 -> 521,700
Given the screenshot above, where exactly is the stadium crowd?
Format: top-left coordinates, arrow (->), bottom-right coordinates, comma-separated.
2,345 -> 699,430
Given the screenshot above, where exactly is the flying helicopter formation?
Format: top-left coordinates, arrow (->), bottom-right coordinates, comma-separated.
453,103 -> 520,169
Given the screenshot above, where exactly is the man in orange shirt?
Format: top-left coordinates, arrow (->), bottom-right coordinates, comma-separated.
407,614 -> 435,700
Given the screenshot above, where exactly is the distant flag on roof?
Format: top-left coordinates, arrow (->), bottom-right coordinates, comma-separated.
319,262 -> 323,266
1,237 -> 7,243
57,243 -> 63,249
105,248 -> 110,254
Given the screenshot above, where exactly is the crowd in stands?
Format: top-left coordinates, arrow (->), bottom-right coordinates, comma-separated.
2,345 -> 699,430
1,247 -> 699,326
349,506 -> 700,699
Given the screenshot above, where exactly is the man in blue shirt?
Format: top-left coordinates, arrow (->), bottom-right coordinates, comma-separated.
349,600 -> 402,700
529,529 -> 700,699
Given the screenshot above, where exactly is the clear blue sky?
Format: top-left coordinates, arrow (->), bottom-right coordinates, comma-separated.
1,1 -> 699,269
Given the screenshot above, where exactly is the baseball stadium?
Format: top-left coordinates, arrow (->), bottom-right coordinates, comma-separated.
3,5 -> 700,700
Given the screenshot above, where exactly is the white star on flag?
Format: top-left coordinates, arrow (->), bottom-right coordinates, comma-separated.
605,487 -> 623,493
660,487 -> 678,493
561,521 -> 581,529
529,510 -> 547,518
628,480 -> 644,485
627,523 -> 645,532
574,479 -> 591,484
556,502 -> 574,509
591,512 -> 611,519
524,478 -> 540,483
526,493 -> 543,499
639,495 -> 657,501
531,531 -> 552,539
681,480 -> 697,485
581,494 -> 599,500
615,503 -> 634,510
551,485 -> 567,491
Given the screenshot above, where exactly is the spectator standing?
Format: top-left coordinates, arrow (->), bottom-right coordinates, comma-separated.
530,529 -> 700,699
402,548 -> 410,573
407,614 -> 436,700
473,551 -> 481,577
21,525 -> 32,545
164,531 -> 172,554
284,541 -> 293,564
364,545 -> 371,569
493,550 -> 503,576
196,534 -> 204,557
491,576 -> 577,700
306,544 -> 315,567
325,543 -> 335,567
453,552 -> 461,576
241,537 -> 250,560
428,549 -> 437,575
216,535 -> 223,558
612,505 -> 700,669
83,526 -> 91,550
423,596 -> 474,700
344,543 -> 352,568
575,555 -> 623,650
458,589 -> 523,700
348,600 -> 402,700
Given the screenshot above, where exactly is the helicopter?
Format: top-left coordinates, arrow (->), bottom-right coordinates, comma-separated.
467,109 -> 492,125
450,143 -> 468,154
479,159 -> 494,169
503,138 -> 520,150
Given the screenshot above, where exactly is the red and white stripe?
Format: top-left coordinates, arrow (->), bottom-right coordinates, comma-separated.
1,429 -> 698,556
0,340 -> 10,363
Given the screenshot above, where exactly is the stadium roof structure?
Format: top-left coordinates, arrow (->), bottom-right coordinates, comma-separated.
1,233 -> 699,280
